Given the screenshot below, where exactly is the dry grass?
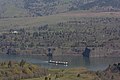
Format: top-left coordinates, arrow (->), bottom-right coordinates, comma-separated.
22,68 -> 98,80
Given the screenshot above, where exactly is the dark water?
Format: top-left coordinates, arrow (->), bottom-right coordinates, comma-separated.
0,54 -> 119,71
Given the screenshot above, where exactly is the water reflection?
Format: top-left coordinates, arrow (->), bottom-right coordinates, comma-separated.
83,57 -> 90,66
48,56 -> 53,61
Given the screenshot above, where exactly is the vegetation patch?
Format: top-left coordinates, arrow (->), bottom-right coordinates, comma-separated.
0,60 -> 48,80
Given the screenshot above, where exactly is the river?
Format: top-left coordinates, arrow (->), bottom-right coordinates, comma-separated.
0,54 -> 119,71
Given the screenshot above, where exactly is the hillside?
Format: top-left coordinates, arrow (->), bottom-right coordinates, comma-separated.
97,63 -> 120,80
0,0 -> 120,18
22,62 -> 120,80
24,0 -> 95,16
0,0 -> 94,17
0,0 -> 29,18
0,12 -> 120,57
0,61 -> 100,80
0,0 -> 120,57
80,0 -> 120,11
0,60 -> 48,80
0,60 -> 119,80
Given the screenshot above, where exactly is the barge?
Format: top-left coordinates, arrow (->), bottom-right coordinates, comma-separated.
48,60 -> 68,65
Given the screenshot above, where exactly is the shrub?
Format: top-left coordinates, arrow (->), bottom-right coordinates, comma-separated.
77,73 -> 80,77
8,61 -> 12,68
22,68 -> 32,74
49,77 -> 51,80
13,68 -> 21,74
45,76 -> 48,80
20,60 -> 26,67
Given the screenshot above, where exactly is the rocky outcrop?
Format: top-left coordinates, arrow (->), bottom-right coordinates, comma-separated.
105,63 -> 120,73
96,63 -> 120,80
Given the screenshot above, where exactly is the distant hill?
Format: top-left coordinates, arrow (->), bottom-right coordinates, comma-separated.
0,0 -> 30,18
2,0 -> 120,18
80,0 -> 120,11
24,0 -> 95,16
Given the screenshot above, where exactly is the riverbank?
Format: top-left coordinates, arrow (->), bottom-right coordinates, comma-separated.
22,68 -> 99,80
22,63 -> 120,80
0,60 -> 119,80
0,54 -> 119,71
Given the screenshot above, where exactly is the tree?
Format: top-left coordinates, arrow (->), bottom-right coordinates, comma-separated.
20,60 -> 26,67
8,61 -> 12,68
49,77 -> 51,80
77,73 -> 80,77
111,75 -> 114,79
45,77 -> 48,80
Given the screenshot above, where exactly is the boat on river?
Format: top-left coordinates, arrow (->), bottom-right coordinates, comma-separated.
48,60 -> 68,65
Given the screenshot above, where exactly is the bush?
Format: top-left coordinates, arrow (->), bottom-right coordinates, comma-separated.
77,73 -> 80,77
8,61 -> 12,68
20,60 -> 26,67
45,76 -> 48,80
22,68 -> 32,74
49,77 -> 51,80
13,68 -> 21,74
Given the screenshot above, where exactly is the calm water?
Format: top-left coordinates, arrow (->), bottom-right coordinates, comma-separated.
0,54 -> 120,71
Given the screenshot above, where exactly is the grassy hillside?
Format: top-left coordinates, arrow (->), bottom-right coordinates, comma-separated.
0,61 -> 119,80
22,68 -> 99,80
0,60 -> 48,80
0,11 -> 120,31
23,63 -> 120,80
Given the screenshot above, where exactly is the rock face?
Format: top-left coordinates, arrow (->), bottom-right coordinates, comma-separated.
105,63 -> 120,73
97,63 -> 120,80
80,0 -> 120,11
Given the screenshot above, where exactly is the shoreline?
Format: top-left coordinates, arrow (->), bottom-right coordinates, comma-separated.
0,53 -> 120,58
